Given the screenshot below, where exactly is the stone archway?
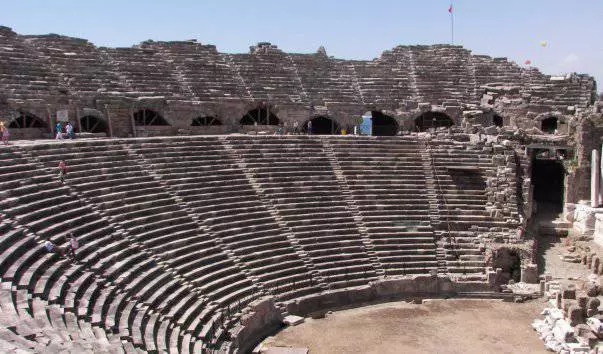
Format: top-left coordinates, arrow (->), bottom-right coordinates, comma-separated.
371,111 -> 398,136
133,109 -> 169,126
240,107 -> 280,125
80,115 -> 108,134
414,112 -> 454,132
8,112 -> 47,129
303,116 -> 340,135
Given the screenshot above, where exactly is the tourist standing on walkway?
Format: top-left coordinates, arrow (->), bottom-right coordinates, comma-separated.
0,122 -> 9,145
293,121 -> 299,135
307,120 -> 312,135
58,160 -> 67,183
66,122 -> 75,139
55,121 -> 63,140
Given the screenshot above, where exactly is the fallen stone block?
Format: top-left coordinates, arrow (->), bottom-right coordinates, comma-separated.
282,315 -> 305,326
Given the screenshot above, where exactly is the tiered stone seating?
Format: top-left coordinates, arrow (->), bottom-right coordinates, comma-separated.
330,137 -> 439,276
472,55 -> 522,87
428,139 -> 515,276
0,145 -> 211,351
288,53 -> 362,104
101,46 -> 190,98
407,45 -> 476,104
521,68 -> 594,109
0,281 -> 127,352
23,34 -> 126,96
226,136 -> 379,288
230,45 -> 305,103
0,135 -> 528,351
129,137 -> 320,301
352,48 -> 414,106
22,140 -> 253,349
0,26 -> 60,101
140,41 -> 246,101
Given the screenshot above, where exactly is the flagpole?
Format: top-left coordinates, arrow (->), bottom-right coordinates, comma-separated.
450,1 -> 454,44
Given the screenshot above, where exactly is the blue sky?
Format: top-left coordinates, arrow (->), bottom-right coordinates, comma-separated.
2,0 -> 602,92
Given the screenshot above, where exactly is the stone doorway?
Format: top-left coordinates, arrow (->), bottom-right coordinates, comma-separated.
531,159 -> 565,213
371,111 -> 398,136
303,116 -> 340,135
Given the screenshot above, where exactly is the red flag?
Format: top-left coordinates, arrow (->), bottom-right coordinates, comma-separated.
448,4 -> 453,13
524,59 -> 532,65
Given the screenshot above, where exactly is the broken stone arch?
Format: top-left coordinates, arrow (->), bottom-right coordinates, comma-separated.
240,106 -> 280,125
133,109 -> 170,126
8,111 -> 47,129
303,116 -> 341,134
414,111 -> 454,132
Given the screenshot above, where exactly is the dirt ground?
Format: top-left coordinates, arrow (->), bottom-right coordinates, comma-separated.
265,298 -> 547,354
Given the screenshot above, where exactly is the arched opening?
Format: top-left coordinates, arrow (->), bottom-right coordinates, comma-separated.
133,109 -> 169,126
371,111 -> 398,136
8,112 -> 47,129
541,117 -> 558,134
414,112 -> 454,132
80,115 -> 108,134
240,107 -> 280,125
192,116 -> 222,126
303,116 -> 340,135
493,114 -> 503,127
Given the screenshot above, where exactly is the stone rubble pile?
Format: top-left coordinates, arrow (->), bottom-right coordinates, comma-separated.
532,279 -> 603,353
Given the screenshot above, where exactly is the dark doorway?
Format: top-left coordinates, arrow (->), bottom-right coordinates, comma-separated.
531,159 -> 565,212
415,112 -> 454,132
303,116 -> 340,134
80,115 -> 108,134
541,117 -> 558,134
493,115 -> 503,127
240,107 -> 280,125
371,111 -> 398,136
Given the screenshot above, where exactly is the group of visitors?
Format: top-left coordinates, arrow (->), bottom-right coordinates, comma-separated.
55,121 -> 75,140
44,233 -> 79,259
0,121 -> 9,145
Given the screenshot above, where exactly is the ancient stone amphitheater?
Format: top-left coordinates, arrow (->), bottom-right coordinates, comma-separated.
0,26 -> 602,353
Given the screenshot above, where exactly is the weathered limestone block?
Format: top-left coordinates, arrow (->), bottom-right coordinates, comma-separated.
520,264 -> 538,284
569,305 -> 586,326
562,284 -> 577,300
586,284 -> 600,297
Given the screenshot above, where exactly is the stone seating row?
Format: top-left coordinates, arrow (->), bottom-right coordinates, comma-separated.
129,137 -> 323,301
16,141 -> 259,349
23,35 -> 125,95
329,137 -> 440,276
226,137 -> 380,288
230,51 -> 306,103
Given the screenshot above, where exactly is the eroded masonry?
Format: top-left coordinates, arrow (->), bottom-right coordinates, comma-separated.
1,25 -> 603,353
